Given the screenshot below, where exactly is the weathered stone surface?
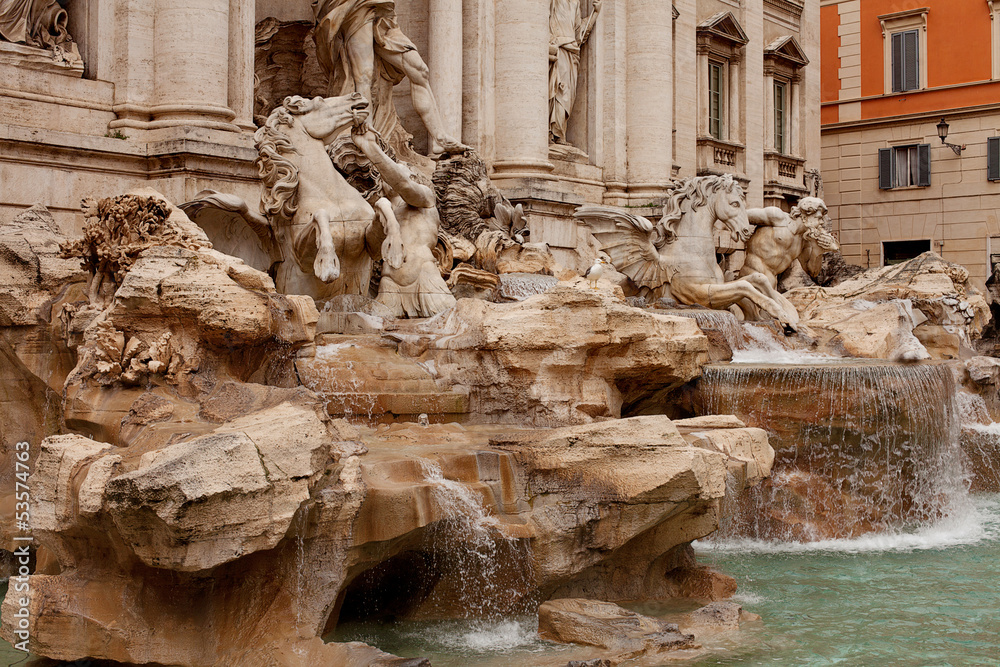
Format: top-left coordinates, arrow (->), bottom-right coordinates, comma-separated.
489,415 -> 771,601
786,253 -> 990,360
538,598 -> 698,659
409,280 -> 709,425
105,401 -> 334,571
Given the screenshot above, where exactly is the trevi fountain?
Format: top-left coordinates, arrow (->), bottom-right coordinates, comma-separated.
1,1 -> 999,665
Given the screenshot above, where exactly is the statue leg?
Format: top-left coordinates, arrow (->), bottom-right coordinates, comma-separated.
345,22 -> 377,100
388,49 -> 468,155
312,210 -> 342,282
676,278 -> 798,330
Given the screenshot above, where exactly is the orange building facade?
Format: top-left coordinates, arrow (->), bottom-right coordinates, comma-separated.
821,0 -> 1000,289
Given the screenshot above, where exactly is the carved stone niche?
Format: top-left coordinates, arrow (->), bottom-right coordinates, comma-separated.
0,0 -> 83,76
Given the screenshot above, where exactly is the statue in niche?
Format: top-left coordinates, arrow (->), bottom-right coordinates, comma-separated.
311,0 -> 466,156
0,0 -> 82,68
549,0 -> 601,145
575,175 -> 801,331
737,197 -> 839,319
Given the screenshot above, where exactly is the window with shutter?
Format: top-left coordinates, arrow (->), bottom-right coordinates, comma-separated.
989,137 -> 1000,181
880,144 -> 931,189
891,29 -> 920,93
879,148 -> 893,189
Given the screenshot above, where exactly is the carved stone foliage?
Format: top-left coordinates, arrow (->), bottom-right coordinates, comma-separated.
60,193 -> 210,305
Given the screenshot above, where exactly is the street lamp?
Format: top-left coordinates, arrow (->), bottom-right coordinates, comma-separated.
936,118 -> 966,156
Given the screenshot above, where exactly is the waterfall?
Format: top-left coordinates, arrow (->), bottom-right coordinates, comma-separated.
700,361 -> 971,541
416,460 -> 534,620
956,392 -> 1000,493
672,309 -> 745,350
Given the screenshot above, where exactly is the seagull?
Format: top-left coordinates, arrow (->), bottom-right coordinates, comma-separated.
584,257 -> 610,289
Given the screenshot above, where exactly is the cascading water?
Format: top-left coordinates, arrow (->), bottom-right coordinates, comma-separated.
700,361 -> 970,541
414,460 -> 534,620
672,309 -> 745,350
331,459 -> 542,663
956,391 -> 1000,492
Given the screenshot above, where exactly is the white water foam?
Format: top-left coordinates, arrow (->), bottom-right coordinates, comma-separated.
731,323 -> 837,364
426,619 -> 540,653
698,496 -> 1000,555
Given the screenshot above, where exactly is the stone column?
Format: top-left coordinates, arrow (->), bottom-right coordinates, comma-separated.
790,75 -> 801,156
697,47 -> 709,137
150,0 -> 237,129
228,0 -> 255,130
626,0 -> 674,194
492,0 -> 552,174
763,68 -> 774,151
429,0 -> 463,141
728,56 -> 741,143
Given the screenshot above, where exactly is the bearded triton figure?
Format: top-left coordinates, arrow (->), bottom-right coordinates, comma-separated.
312,0 -> 466,156
0,0 -> 74,49
548,0 -> 601,145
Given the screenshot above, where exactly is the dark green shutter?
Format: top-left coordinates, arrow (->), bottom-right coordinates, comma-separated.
903,31 -> 919,91
988,136 -> 1000,181
891,32 -> 904,92
917,143 -> 931,187
879,148 -> 893,189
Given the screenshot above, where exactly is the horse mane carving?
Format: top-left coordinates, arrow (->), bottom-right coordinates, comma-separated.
659,174 -> 743,245
254,100 -> 304,221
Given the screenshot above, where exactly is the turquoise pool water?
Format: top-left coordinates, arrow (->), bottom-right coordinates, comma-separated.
690,493 -> 1000,665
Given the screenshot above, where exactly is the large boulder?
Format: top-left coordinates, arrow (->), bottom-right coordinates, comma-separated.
538,598 -> 697,660
786,252 -> 990,360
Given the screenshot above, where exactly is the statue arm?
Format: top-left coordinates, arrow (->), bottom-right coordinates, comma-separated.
353,129 -> 435,209
580,0 -> 602,44
747,206 -> 788,227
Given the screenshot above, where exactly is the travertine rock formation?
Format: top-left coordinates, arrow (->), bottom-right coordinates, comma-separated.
407,280 -> 710,425
2,413 -> 771,665
786,252 -> 990,360
0,194 -> 773,666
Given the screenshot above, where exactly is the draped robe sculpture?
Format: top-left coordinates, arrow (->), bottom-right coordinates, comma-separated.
549,0 -> 601,145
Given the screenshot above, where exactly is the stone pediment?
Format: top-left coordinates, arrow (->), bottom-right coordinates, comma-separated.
697,11 -> 749,46
764,35 -> 809,67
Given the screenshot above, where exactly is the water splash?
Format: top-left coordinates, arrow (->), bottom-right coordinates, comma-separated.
701,361 -> 971,541
301,342 -> 378,424
731,323 -> 835,364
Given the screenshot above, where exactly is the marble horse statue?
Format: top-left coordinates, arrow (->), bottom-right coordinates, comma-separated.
181,94 -> 403,303
574,174 -> 800,330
